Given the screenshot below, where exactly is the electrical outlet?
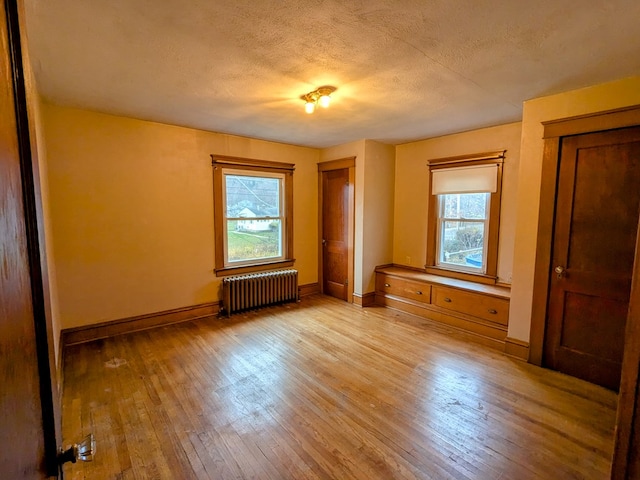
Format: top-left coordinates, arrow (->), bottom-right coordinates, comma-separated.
405,256 -> 411,265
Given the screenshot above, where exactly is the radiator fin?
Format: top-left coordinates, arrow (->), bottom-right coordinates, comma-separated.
222,269 -> 298,316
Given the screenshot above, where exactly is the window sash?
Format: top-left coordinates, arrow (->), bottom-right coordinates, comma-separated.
222,169 -> 286,267
435,194 -> 490,274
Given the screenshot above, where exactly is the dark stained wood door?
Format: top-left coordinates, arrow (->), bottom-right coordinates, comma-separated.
544,126 -> 640,390
1,1 -> 61,478
322,168 -> 349,300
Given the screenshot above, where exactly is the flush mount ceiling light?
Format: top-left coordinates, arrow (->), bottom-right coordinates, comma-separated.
301,86 -> 336,114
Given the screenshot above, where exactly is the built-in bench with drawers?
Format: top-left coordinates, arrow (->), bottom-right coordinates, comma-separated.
375,265 -> 520,355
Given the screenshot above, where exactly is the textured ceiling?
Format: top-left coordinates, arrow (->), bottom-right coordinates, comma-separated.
24,0 -> 640,148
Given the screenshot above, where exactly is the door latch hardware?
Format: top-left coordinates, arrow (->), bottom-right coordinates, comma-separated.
59,433 -> 95,465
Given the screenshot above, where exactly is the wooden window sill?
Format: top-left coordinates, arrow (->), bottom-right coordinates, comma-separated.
215,259 -> 295,277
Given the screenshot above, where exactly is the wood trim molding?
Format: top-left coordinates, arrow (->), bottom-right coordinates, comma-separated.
427,150 -> 506,167
318,156 -> 356,171
424,266 -> 498,285
215,259 -> 295,276
211,154 -> 295,171
529,137 -> 561,366
57,332 -> 64,405
62,302 -> 221,346
611,215 -> 640,479
504,337 -> 530,361
543,105 -> 640,138
299,283 -> 320,297
386,263 -> 513,290
353,292 -> 376,307
6,2 -> 61,473
347,167 -> 355,303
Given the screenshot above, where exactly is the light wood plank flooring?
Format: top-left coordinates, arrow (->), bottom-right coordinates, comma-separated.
61,295 -> 617,479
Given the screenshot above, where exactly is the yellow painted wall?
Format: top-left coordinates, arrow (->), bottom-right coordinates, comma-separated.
43,104 -> 319,329
22,42 -> 62,366
394,122 -> 522,284
43,76 -> 640,343
509,76 -> 640,342
361,140 -> 395,293
31,96 -> 61,363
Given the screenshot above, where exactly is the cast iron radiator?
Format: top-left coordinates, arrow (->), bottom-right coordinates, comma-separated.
222,269 -> 298,316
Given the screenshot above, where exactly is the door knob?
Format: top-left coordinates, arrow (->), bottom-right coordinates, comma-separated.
554,265 -> 565,279
59,433 -> 95,465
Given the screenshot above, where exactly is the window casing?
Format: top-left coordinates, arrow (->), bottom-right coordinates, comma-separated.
436,192 -> 491,274
426,151 -> 504,284
212,155 -> 294,275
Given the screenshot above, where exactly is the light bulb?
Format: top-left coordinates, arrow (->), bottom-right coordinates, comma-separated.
318,94 -> 331,108
305,101 -> 315,114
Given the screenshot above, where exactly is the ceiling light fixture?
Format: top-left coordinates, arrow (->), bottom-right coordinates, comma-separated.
301,86 -> 336,114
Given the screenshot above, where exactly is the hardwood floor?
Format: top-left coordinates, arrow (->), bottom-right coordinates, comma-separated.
61,295 -> 617,479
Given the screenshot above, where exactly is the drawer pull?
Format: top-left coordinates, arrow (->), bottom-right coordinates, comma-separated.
488,308 -> 498,314
443,297 -> 452,302
416,291 -> 422,295
384,283 -> 391,287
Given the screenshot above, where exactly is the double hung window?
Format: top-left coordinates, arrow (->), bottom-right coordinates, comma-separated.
212,155 -> 294,275
426,151 -> 504,283
436,192 -> 490,273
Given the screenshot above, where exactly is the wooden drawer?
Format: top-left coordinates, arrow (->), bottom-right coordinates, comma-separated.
432,286 -> 508,326
376,274 -> 431,304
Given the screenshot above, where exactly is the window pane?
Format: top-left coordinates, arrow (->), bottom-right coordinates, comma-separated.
225,175 -> 280,218
440,221 -> 485,269
442,193 -> 488,219
227,219 -> 282,262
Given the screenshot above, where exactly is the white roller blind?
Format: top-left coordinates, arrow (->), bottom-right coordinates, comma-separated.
432,164 -> 498,194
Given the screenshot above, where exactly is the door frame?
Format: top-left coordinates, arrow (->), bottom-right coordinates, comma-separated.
318,157 -> 355,303
529,104 -> 640,366
611,215 -> 640,478
4,0 -> 62,476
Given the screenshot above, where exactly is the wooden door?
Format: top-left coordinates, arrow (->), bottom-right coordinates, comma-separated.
321,168 -> 350,300
544,126 -> 640,390
1,1 -> 61,478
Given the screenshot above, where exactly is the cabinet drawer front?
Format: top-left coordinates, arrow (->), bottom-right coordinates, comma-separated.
376,275 -> 431,304
433,286 -> 508,325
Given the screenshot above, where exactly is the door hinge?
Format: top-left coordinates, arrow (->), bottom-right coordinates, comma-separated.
345,279 -> 349,286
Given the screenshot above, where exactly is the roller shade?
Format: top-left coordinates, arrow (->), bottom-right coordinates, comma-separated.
432,164 -> 498,194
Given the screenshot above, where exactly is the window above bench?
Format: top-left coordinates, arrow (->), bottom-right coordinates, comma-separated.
426,150 -> 505,285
